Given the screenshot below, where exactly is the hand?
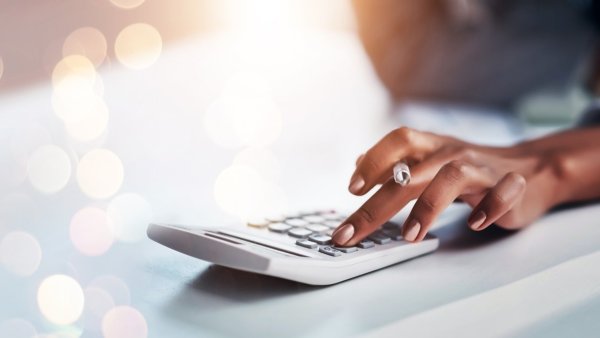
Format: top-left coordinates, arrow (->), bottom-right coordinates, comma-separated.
332,127 -> 569,246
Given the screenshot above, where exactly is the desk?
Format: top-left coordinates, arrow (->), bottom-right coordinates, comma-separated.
1,32 -> 599,338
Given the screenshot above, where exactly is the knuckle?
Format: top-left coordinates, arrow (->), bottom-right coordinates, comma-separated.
360,154 -> 382,175
391,126 -> 414,143
548,152 -> 576,181
488,190 -> 509,206
457,148 -> 478,162
354,206 -> 378,225
440,160 -> 470,182
416,195 -> 437,214
506,172 -> 527,190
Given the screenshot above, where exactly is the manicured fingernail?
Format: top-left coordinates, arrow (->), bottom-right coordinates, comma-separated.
332,223 -> 355,245
468,210 -> 487,230
403,219 -> 421,242
349,176 -> 365,194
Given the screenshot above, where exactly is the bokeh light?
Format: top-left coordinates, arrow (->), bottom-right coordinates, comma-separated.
52,55 -> 97,88
52,53 -> 108,143
115,23 -> 162,70
109,0 -> 145,10
204,72 -> 283,148
76,149 -> 124,199
88,275 -> 130,305
107,193 -> 153,243
27,145 -> 72,194
63,27 -> 108,67
214,164 -> 287,220
102,306 -> 148,338
52,73 -> 104,120
83,287 -> 115,332
0,318 -> 37,338
69,207 -> 114,256
0,231 -> 42,277
37,275 -> 85,325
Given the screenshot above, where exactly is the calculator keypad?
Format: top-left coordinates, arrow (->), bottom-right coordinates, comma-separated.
319,246 -> 342,257
246,210 -> 404,258
288,228 -> 312,238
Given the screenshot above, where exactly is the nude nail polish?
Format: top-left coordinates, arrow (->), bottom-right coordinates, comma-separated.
468,210 -> 487,230
403,219 -> 421,242
333,223 -> 355,245
349,176 -> 365,194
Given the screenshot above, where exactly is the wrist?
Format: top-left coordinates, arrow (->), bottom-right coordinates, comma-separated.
543,150 -> 578,206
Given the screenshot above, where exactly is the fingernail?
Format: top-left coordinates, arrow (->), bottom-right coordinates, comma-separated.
332,223 -> 355,245
468,210 -> 487,230
349,176 -> 365,194
403,219 -> 421,242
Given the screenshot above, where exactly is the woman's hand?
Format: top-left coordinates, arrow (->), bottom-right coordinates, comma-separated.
331,126 -> 600,247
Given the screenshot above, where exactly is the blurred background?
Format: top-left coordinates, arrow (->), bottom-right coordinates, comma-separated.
0,1 -> 388,337
1,1 -> 597,337
0,0 -> 355,92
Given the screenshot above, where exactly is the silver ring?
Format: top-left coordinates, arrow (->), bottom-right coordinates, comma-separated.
393,161 -> 411,186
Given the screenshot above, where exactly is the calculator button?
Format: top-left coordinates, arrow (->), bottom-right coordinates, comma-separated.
382,228 -> 403,241
268,223 -> 292,233
357,240 -> 375,249
324,220 -> 341,228
326,229 -> 334,236
308,234 -> 332,245
368,232 -> 391,245
382,222 -> 400,229
303,215 -> 326,223
334,246 -> 358,253
265,214 -> 286,223
319,246 -> 342,257
285,218 -> 309,227
306,224 -> 328,233
296,240 -> 318,249
288,228 -> 313,238
246,218 -> 269,228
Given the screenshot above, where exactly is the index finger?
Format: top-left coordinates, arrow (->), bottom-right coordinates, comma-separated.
349,127 -> 438,196
333,180 -> 419,246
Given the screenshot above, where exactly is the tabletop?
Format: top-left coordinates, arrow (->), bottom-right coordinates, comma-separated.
1,30 -> 599,338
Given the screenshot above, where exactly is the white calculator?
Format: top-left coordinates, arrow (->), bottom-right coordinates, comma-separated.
147,209 -> 445,285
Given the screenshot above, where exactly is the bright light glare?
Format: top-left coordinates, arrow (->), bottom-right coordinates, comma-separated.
204,72 -> 282,148
102,306 -> 148,338
0,231 -> 42,277
115,23 -> 162,70
37,275 -> 85,325
109,0 -> 145,10
77,149 -> 124,199
214,164 -> 287,220
27,145 -> 72,194
70,207 -> 114,256
233,147 -> 282,181
107,193 -> 153,242
63,27 -> 108,67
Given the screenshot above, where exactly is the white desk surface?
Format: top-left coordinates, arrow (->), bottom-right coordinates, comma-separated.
1,32 -> 600,338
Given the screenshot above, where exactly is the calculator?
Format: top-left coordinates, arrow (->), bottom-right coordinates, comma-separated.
147,209 -> 445,285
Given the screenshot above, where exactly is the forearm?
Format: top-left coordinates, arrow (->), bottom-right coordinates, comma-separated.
517,127 -> 600,204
